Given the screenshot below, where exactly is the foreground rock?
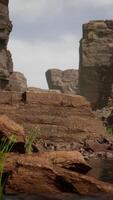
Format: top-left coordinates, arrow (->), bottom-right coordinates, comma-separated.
46,69 -> 78,94
4,151 -> 113,195
79,20 -> 113,109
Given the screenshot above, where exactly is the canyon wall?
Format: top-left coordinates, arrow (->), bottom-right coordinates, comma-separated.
79,20 -> 113,109
0,0 -> 27,91
0,1 -> 107,151
0,0 -> 13,88
0,90 -> 106,151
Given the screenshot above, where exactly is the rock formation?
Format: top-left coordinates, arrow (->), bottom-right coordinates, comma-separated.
6,72 -> 27,92
79,20 -> 113,109
4,152 -> 113,196
0,115 -> 25,142
0,0 -> 13,89
0,90 -> 106,151
0,0 -> 27,91
46,69 -> 78,95
0,3 -> 113,196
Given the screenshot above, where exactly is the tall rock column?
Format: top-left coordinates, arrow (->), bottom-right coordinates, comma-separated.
0,0 -> 13,89
79,20 -> 113,109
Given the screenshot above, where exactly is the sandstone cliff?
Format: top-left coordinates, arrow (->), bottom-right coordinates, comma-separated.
79,20 -> 113,109
0,90 -> 106,151
0,0 -> 27,91
0,0 -> 13,88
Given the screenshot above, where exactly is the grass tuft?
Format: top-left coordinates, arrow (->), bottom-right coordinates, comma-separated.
24,125 -> 40,154
0,135 -> 16,200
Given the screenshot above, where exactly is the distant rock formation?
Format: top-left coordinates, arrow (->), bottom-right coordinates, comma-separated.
0,0 -> 27,91
46,69 -> 79,95
79,20 -> 113,109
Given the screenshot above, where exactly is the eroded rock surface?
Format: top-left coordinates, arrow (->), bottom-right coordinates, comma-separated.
4,152 -> 113,196
0,115 -> 25,142
79,20 -> 113,109
0,91 -> 106,151
46,69 -> 79,95
0,0 -> 27,92
0,0 -> 13,88
7,72 -> 27,92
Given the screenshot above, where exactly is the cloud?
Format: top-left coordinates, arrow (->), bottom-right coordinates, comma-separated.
8,0 -> 113,88
9,0 -> 113,43
8,35 -> 79,88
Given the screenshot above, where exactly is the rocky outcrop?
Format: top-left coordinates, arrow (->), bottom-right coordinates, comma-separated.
4,152 -> 113,195
0,91 -> 106,151
0,0 -> 27,92
6,72 -> 27,92
79,20 -> 113,109
0,0 -> 13,88
46,69 -> 78,95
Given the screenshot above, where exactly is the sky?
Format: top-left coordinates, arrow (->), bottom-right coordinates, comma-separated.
8,0 -> 113,89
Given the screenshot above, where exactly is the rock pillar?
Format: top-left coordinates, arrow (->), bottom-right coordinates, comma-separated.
0,0 -> 13,89
79,20 -> 113,109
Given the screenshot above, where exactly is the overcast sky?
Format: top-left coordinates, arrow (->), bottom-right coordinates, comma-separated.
8,0 -> 113,89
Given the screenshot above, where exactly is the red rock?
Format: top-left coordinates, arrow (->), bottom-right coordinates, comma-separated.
0,115 -> 25,142
0,91 -> 106,151
4,152 -> 113,195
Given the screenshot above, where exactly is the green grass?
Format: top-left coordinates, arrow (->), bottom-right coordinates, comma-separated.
0,135 -> 16,200
106,127 -> 113,135
24,125 -> 40,154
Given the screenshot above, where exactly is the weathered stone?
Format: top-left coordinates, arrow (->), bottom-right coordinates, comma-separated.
4,152 -> 113,195
0,91 -> 23,104
7,72 -> 27,92
79,20 -> 113,109
0,91 -> 106,151
84,139 -> 108,153
0,0 -> 13,88
46,69 -> 78,94
0,0 -> 9,6
0,0 -> 26,91
0,115 -> 25,142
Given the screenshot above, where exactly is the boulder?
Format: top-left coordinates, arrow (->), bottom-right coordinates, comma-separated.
79,20 -> 113,109
46,69 -> 78,94
7,72 -> 27,92
4,152 -> 113,195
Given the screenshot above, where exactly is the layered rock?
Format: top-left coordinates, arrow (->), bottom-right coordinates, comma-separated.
0,0 -> 13,88
4,152 -> 113,195
0,91 -> 106,151
46,69 -> 78,95
0,115 -> 25,142
6,72 -> 27,92
79,20 -> 113,109
0,0 -> 27,92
